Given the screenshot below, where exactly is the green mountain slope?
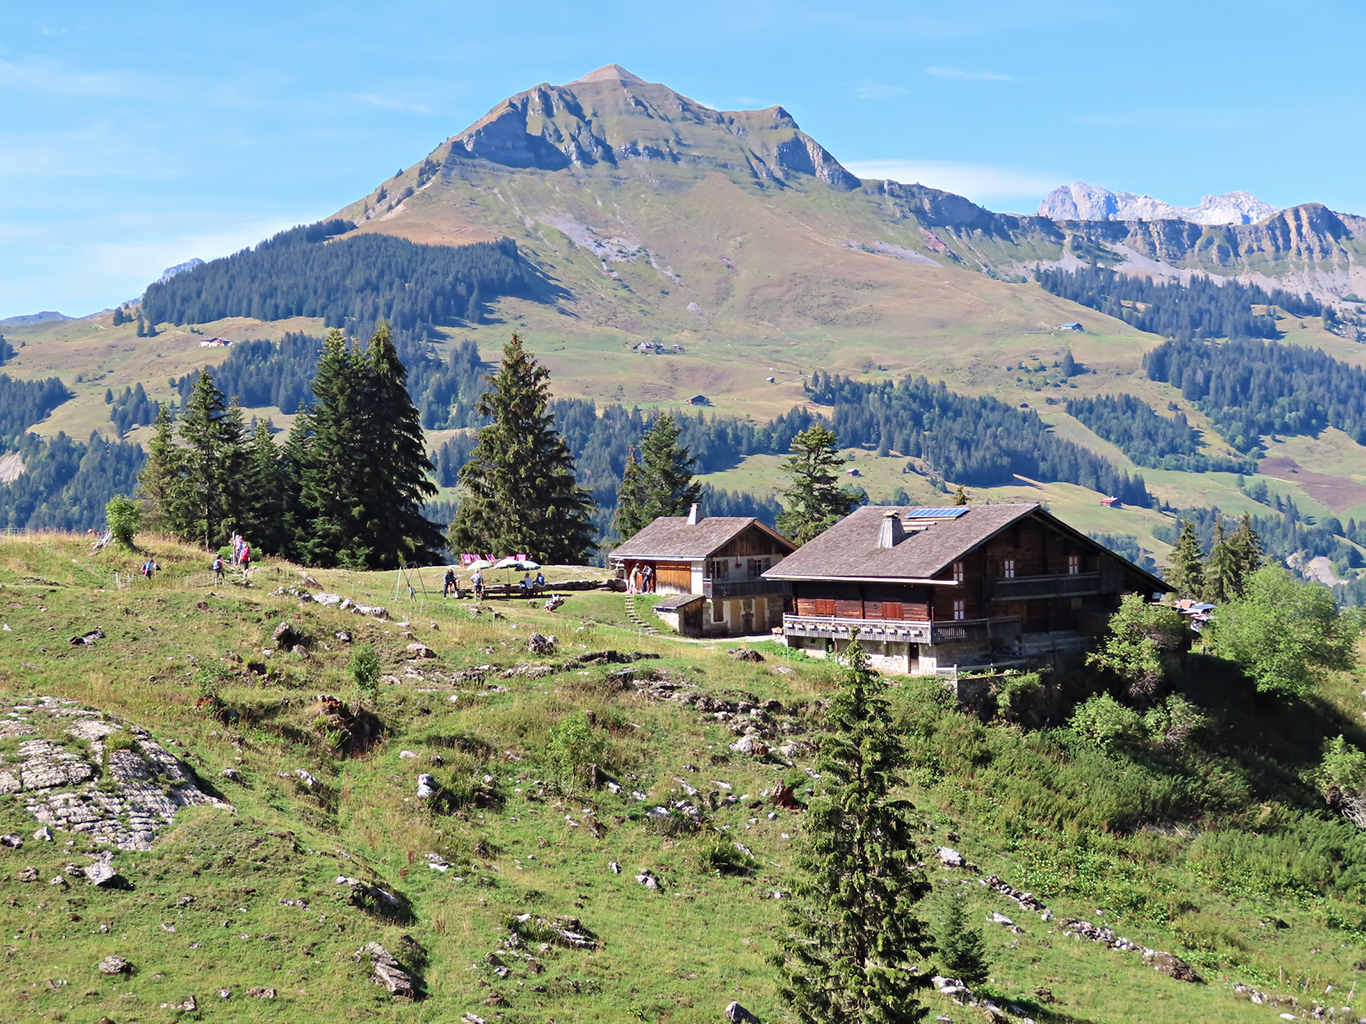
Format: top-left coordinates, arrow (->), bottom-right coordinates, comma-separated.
2,536 -> 1365,1023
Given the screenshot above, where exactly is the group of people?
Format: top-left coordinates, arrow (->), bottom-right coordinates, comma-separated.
211,533 -> 253,582
626,563 -> 655,594
442,567 -> 547,600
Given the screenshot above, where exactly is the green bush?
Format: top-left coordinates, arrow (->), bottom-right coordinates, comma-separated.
546,711 -> 607,796
1315,734 -> 1366,797
105,494 -> 141,549
1141,695 -> 1208,751
697,836 -> 757,875
1070,693 -> 1146,754
349,645 -> 382,704
1086,594 -> 1186,700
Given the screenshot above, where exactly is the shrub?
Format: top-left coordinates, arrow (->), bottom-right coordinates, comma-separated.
697,836 -> 757,876
349,645 -> 382,704
1210,564 -> 1362,698
1315,734 -> 1366,797
1086,594 -> 1186,702
1141,694 -> 1208,751
546,711 -> 607,797
105,494 -> 141,549
1070,693 -> 1146,754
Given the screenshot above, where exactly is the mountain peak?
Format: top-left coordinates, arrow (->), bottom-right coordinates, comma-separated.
568,64 -> 648,86
1039,181 -> 1278,225
435,69 -> 860,189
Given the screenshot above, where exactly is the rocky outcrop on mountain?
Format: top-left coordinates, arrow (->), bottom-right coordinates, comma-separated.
0,695 -> 233,850
443,64 -> 859,190
1039,181 -> 1278,225
157,258 -> 205,284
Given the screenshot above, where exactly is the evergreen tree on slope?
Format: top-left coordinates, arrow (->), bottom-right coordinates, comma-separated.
449,334 -> 595,563
137,404 -> 186,534
772,638 -> 934,1024
614,413 -> 703,540
1165,519 -> 1205,600
176,368 -> 244,548
777,425 -> 859,544
238,419 -> 285,556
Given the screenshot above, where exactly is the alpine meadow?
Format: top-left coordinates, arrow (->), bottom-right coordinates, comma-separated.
2,53 -> 1366,1024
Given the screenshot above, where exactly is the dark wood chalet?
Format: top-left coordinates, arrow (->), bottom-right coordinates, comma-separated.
609,504 -> 797,637
762,503 -> 1169,675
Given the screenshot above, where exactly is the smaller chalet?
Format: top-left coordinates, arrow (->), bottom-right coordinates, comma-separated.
610,504 -> 797,637
763,503 -> 1169,676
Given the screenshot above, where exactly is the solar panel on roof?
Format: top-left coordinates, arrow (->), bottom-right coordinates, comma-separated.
905,507 -> 970,519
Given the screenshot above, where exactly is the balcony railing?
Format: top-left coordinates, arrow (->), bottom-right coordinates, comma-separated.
990,572 -> 1100,601
782,614 -> 1020,645
703,578 -> 791,600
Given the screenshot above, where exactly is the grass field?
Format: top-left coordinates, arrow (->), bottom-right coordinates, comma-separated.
2,533 -> 1366,1022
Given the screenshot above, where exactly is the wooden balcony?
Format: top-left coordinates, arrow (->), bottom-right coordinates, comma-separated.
703,578 -> 791,600
990,572 -> 1100,601
781,614 -> 1020,645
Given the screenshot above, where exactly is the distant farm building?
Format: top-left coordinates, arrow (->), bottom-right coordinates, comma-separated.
1060,322 -> 1084,332
688,394 -> 710,406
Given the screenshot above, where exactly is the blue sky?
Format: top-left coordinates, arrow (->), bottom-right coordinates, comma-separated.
2,0 -> 1361,318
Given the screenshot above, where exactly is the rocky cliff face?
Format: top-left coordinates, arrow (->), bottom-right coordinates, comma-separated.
444,64 -> 859,190
1039,181 -> 1278,225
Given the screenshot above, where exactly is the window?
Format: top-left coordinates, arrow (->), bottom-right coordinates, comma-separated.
1067,554 -> 1080,576
747,558 -> 763,579
952,599 -> 966,621
952,560 -> 965,583
712,600 -> 726,623
712,559 -> 729,580
1002,558 -> 1016,579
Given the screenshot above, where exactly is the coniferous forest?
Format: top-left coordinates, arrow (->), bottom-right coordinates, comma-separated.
1066,393 -> 1254,472
0,431 -> 145,531
1143,337 -> 1366,451
1036,265 -> 1322,341
805,372 -> 1152,503
141,221 -> 541,332
0,373 -> 70,441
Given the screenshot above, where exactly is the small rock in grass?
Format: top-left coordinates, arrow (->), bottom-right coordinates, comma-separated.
97,956 -> 131,975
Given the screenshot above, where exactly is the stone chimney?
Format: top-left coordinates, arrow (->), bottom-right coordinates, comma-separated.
687,503 -> 701,525
877,511 -> 905,548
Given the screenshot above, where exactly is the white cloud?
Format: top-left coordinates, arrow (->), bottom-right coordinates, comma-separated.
855,82 -> 908,100
925,66 -> 1010,81
843,159 -> 1060,208
355,93 -> 433,115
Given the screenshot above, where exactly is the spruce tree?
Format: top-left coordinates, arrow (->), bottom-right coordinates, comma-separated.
1204,518 -> 1237,603
952,484 -> 969,506
935,893 -> 989,986
1226,513 -> 1264,598
296,329 -> 373,567
238,419 -> 285,555
175,369 -> 244,549
614,414 -> 702,539
614,446 -> 651,540
777,425 -> 859,544
136,404 -> 186,534
449,334 -> 596,563
277,414 -> 312,563
773,638 -> 934,1024
357,321 -> 443,568
1165,519 -> 1205,599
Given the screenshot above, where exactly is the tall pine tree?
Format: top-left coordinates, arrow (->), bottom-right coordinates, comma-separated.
1226,513 -> 1264,598
175,368 -> 244,549
137,404 -> 186,534
614,446 -> 651,540
773,637 -> 934,1024
1204,518 -> 1237,603
358,321 -> 443,568
1165,519 -> 1205,599
449,334 -> 595,563
238,419 -> 285,555
614,413 -> 702,539
777,425 -> 859,544
296,323 -> 442,569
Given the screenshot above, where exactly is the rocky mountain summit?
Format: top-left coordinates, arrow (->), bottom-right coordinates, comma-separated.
1039,181 -> 1278,225
444,63 -> 859,188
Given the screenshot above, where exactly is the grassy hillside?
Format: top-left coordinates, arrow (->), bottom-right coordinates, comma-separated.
2,533 -> 1366,1023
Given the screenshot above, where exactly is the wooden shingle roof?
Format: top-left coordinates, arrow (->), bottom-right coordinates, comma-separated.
764,504 -> 1037,582
610,516 -> 795,561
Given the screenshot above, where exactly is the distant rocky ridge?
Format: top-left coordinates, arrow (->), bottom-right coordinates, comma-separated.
1039,182 -> 1278,225
157,257 -> 205,283
0,311 -> 72,327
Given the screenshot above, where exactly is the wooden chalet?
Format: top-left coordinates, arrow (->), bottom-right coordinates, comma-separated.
609,504 -> 797,637
762,503 -> 1169,675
